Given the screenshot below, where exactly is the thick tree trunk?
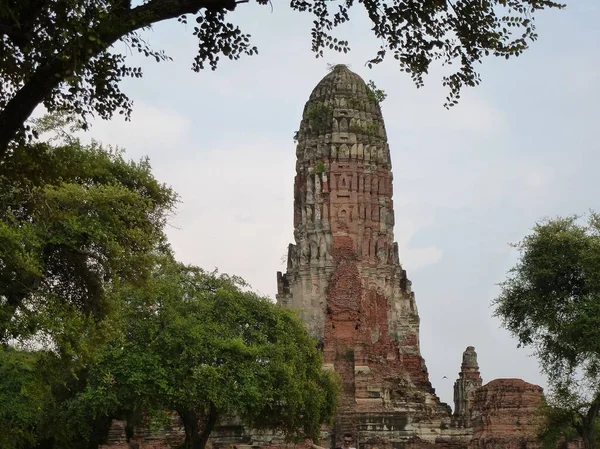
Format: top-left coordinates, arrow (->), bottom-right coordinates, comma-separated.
178,404 -> 218,449
180,410 -> 201,449
582,428 -> 597,449
0,0 -> 238,159
580,396 -> 600,449
197,403 -> 218,449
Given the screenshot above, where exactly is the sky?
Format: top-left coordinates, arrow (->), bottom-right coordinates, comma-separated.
71,1 -> 600,407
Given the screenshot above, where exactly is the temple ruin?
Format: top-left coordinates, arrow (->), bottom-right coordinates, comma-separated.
274,64 -> 542,449
101,65 -> 544,449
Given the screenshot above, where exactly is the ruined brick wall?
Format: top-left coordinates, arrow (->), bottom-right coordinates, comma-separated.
99,418 -> 327,449
469,379 -> 544,449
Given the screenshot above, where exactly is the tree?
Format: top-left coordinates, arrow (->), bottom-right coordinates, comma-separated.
0,347 -> 52,449
0,0 -> 565,157
81,261 -> 339,449
493,213 -> 600,449
0,120 -> 177,358
538,394 -> 600,449
0,116 -> 181,449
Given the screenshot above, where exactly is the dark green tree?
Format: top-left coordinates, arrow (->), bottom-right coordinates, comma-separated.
494,213 -> 600,449
0,0 -> 565,156
0,347 -> 53,449
0,119 -> 177,358
81,261 -> 339,449
537,395 -> 600,449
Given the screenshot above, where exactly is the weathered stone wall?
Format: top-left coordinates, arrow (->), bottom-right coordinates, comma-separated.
99,419 -> 183,449
99,418 -> 328,449
99,376 -> 545,449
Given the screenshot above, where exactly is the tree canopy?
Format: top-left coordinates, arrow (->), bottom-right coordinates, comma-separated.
0,123 -> 339,448
0,0 -> 565,157
0,121 -> 177,356
82,261 -> 339,449
0,116 -> 179,448
493,213 -> 600,449
0,261 -> 340,449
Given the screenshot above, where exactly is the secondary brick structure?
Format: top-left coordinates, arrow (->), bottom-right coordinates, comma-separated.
453,347 -> 483,428
469,379 -> 544,449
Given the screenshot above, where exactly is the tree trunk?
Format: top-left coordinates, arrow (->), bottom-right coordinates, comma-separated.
180,410 -> 201,449
581,396 -> 600,449
582,427 -> 596,449
197,403 -> 218,449
178,404 -> 218,449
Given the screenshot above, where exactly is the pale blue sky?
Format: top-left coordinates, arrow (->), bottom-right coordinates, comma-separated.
78,1 -> 600,407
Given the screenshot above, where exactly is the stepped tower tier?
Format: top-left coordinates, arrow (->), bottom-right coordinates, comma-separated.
276,64 -> 455,445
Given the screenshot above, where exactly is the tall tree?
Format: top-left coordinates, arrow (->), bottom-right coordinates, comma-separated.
0,0 -> 564,157
493,213 -> 600,449
0,347 -> 52,449
0,120 -> 177,357
0,116 -> 182,449
81,261 -> 339,449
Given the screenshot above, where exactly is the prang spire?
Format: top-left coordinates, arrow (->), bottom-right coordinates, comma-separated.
276,64 -> 452,442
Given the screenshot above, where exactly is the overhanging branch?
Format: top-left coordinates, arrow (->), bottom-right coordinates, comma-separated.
0,0 -> 249,159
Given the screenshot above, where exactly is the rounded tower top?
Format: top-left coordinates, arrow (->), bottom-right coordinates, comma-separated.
294,64 -> 390,169
461,346 -> 479,369
309,64 -> 372,101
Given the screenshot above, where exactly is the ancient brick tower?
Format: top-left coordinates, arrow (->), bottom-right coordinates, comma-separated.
276,65 -> 456,446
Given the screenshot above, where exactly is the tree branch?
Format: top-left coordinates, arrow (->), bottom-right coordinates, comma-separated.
68,247 -> 105,263
585,392 -> 600,425
0,0 -> 244,159
570,415 -> 584,436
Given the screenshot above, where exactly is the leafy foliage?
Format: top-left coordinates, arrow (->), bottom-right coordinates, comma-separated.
349,121 -> 382,138
304,103 -> 334,135
81,262 -> 339,449
0,348 -> 52,449
0,123 -> 177,356
0,117 -> 180,449
312,161 -> 326,175
537,395 -> 596,449
494,213 -> 600,449
366,80 -> 387,104
0,0 -> 565,156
